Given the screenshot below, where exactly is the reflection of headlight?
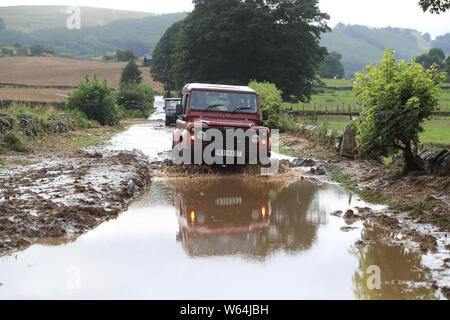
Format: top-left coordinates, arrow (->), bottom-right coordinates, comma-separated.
251,135 -> 259,144
196,131 -> 206,140
261,131 -> 268,137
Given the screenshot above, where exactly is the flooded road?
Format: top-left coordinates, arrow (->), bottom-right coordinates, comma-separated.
0,97 -> 443,299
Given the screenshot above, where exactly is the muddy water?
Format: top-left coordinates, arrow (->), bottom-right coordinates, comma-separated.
101,96 -> 172,161
0,97 -> 441,299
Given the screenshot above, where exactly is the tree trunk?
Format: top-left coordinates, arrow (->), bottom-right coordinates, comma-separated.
403,144 -> 426,173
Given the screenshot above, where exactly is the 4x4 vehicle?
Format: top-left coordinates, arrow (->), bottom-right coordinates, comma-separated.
172,83 -> 271,165
164,98 -> 181,126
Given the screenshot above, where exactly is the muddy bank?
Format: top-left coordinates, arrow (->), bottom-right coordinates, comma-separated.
280,133 -> 449,231
279,132 -> 450,298
0,149 -> 151,256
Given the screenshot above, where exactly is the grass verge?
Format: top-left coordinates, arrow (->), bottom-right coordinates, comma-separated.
327,165 -> 388,204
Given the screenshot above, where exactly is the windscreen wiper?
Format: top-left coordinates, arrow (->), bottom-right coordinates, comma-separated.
231,107 -> 253,114
204,104 -> 223,112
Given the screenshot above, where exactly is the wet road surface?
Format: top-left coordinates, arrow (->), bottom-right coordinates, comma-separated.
0,97 -> 443,299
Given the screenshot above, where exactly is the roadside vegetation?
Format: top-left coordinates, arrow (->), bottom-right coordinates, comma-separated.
0,103 -> 91,153
0,60 -> 155,155
353,48 -> 445,172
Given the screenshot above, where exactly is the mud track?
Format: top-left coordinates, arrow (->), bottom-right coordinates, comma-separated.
0,149 -> 151,256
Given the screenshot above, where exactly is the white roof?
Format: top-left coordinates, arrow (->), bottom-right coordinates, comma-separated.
183,83 -> 257,94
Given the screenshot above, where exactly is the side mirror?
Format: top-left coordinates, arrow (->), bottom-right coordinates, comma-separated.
176,104 -> 182,115
262,109 -> 269,121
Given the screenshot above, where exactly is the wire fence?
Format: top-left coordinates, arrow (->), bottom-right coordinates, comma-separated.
282,102 -> 450,116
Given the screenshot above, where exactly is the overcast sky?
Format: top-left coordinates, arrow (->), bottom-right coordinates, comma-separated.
2,0 -> 450,38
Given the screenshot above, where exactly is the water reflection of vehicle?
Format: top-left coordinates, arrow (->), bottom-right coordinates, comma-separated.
173,178 -> 273,257
169,178 -> 322,259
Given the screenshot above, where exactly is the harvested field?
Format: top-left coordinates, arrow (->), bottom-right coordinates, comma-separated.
0,56 -> 163,93
0,87 -> 73,103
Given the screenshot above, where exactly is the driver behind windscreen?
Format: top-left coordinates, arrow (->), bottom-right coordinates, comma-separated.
226,93 -> 244,111
191,91 -> 209,110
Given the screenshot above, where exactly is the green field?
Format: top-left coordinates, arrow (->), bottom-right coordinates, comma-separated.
320,78 -> 354,88
283,79 -> 450,113
301,115 -> 450,146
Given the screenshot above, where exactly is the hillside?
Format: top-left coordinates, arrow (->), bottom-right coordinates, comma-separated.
0,12 -> 187,58
320,23 -> 449,75
0,8 -> 448,76
0,6 -> 154,31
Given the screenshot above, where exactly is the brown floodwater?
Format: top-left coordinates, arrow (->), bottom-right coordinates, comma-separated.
0,177 -> 440,299
0,97 -> 442,299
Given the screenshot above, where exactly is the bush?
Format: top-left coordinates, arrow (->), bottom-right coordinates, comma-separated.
2,130 -> 29,152
354,48 -> 445,172
277,113 -> 298,133
116,83 -> 155,118
64,107 -> 98,128
68,74 -> 120,126
248,80 -> 283,129
120,59 -> 142,86
116,50 -> 137,62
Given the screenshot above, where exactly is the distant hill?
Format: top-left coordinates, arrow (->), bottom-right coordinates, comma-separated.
321,23 -> 450,75
0,8 -> 448,75
0,6 -> 155,31
0,12 -> 187,57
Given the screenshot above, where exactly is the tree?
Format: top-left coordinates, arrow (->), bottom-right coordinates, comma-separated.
120,59 -> 143,86
415,48 -> 446,69
116,49 -> 137,62
151,20 -> 183,94
248,80 -> 283,129
117,83 -> 155,118
354,49 -> 446,172
418,0 -> 450,13
318,51 -> 345,79
164,0 -> 329,101
68,74 -> 120,126
29,44 -> 53,56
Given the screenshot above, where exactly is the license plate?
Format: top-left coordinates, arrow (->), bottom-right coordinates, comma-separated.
215,149 -> 242,157
215,197 -> 243,206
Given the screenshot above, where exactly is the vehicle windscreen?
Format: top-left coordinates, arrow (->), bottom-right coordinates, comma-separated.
189,90 -> 258,114
165,100 -> 179,113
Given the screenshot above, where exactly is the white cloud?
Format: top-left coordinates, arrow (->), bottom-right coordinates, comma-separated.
319,0 -> 450,38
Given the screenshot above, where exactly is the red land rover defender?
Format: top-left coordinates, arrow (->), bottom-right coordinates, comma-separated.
172,83 -> 271,165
